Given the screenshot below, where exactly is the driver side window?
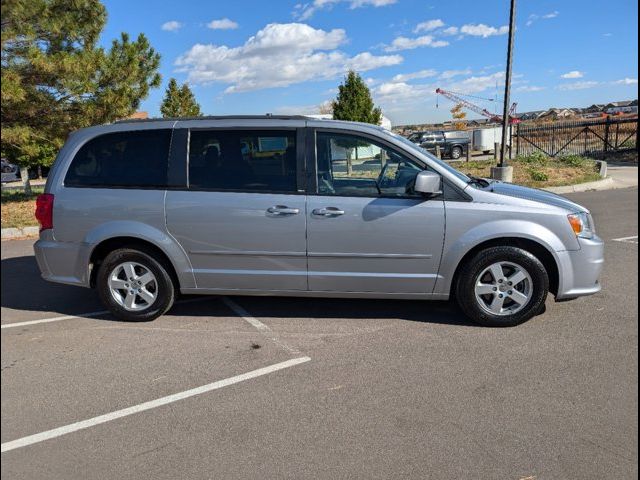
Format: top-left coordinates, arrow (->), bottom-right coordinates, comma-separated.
316,132 -> 424,197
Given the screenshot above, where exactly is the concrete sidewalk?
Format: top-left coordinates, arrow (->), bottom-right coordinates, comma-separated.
608,165 -> 639,189
544,165 -> 638,194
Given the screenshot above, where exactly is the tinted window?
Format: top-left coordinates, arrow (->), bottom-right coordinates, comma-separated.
189,130 -> 297,192
316,132 -> 424,197
65,129 -> 171,188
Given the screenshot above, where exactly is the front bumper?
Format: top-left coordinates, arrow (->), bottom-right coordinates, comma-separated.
555,235 -> 604,300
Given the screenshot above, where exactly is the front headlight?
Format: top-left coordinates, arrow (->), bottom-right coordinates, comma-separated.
568,212 -> 595,239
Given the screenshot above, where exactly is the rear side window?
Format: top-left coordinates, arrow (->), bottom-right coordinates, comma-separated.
188,130 -> 297,192
65,129 -> 172,188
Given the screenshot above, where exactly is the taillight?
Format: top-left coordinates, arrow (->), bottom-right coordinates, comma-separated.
35,193 -> 54,231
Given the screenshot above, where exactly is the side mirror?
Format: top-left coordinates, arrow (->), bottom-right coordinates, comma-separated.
414,171 -> 442,195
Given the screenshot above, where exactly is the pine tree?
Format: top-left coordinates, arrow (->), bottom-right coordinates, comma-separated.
1,0 -> 161,192
160,78 -> 202,118
332,71 -> 382,125
332,71 -> 383,174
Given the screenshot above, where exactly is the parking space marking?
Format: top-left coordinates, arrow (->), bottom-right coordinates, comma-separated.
1,356 -> 311,453
222,297 -> 301,354
1,310 -> 108,329
0,297 -> 212,330
612,235 -> 638,244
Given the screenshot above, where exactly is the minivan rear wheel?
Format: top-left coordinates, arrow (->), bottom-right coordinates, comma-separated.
97,248 -> 175,321
455,246 -> 549,327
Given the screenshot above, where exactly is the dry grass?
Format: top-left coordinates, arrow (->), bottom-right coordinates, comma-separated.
457,155 -> 601,188
1,188 -> 43,229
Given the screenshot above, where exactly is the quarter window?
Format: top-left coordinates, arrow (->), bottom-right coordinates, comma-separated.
189,130 -> 297,192
316,132 -> 424,197
65,129 -> 172,188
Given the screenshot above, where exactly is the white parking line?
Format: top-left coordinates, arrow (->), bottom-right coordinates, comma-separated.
0,310 -> 108,329
0,297 -> 211,330
1,356 -> 311,453
612,235 -> 638,244
222,297 -> 301,355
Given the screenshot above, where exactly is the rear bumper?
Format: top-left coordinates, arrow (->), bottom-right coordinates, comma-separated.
555,235 -> 604,300
33,231 -> 91,287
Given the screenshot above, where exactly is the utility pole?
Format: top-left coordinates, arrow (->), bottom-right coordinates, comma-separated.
492,0 -> 517,181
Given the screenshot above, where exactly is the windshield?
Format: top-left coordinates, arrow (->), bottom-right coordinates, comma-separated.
385,130 -> 472,183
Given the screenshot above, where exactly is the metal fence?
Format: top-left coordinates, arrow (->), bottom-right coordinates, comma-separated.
514,116 -> 638,158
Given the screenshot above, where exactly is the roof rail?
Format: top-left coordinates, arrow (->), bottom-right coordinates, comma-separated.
113,114 -> 311,124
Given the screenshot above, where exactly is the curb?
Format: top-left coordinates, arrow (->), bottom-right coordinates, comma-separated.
543,176 -> 615,194
1,226 -> 39,240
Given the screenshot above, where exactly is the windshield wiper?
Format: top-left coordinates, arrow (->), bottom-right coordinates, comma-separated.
467,175 -> 491,187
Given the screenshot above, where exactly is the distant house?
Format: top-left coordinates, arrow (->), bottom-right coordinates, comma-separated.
584,104 -> 605,113
518,110 -> 545,121
128,111 -> 149,119
605,101 -> 638,114
537,108 -> 576,120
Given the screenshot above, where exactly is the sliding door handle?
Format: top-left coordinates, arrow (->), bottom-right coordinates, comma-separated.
312,207 -> 345,217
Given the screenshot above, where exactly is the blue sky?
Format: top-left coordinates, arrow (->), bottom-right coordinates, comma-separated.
100,0 -> 638,125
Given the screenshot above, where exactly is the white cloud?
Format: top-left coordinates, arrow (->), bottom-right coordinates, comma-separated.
294,0 -> 396,21
392,69 -> 438,82
161,21 -> 183,32
515,85 -> 545,92
175,23 -> 402,93
459,24 -> 509,38
440,69 -> 472,79
373,81 -> 435,104
441,26 -> 459,36
414,19 -> 445,33
561,70 -> 584,79
526,11 -> 559,26
603,33 -> 613,37
449,71 -> 505,94
613,78 -> 638,85
385,35 -> 448,51
557,81 -> 600,91
207,18 -> 239,30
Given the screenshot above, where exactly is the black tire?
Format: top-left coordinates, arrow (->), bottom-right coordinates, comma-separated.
455,246 -> 549,327
450,146 -> 463,159
97,248 -> 175,322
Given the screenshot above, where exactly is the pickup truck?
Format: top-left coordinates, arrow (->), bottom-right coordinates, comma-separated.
407,130 -> 470,159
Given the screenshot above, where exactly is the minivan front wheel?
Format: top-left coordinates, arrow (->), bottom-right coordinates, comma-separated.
97,248 -> 175,321
455,246 -> 549,327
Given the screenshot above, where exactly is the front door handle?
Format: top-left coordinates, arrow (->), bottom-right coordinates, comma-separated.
312,207 -> 345,217
266,205 -> 300,216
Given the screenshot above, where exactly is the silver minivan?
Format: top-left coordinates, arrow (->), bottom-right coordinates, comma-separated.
34,116 -> 604,327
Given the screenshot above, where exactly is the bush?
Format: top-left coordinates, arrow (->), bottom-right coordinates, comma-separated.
517,151 -> 548,165
528,168 -> 549,182
557,155 -> 587,167
620,139 -> 636,149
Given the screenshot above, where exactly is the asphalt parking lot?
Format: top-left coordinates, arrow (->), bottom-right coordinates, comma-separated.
1,187 -> 638,479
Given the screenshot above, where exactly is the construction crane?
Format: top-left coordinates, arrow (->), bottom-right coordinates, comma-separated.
435,88 -> 520,124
